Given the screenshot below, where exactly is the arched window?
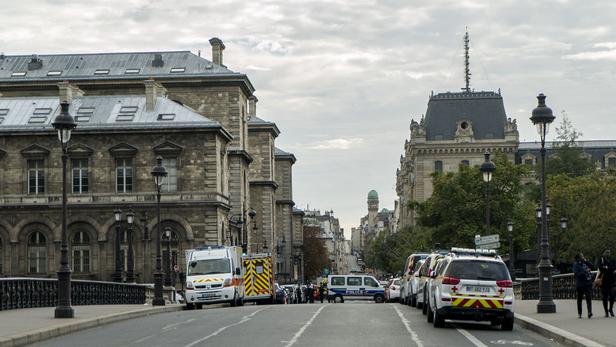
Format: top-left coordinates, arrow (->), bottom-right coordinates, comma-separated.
28,231 -> 47,274
72,231 -> 91,273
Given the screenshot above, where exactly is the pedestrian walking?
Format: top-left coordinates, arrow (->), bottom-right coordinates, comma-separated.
573,253 -> 594,319
598,249 -> 616,317
295,284 -> 302,304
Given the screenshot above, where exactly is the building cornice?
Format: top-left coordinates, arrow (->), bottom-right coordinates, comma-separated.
276,199 -> 295,206
249,180 -> 279,189
228,148 -> 253,163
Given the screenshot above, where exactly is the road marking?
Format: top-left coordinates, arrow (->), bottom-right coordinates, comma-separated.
162,318 -> 196,331
133,334 -> 155,344
490,340 -> 533,346
182,308 -> 267,347
456,328 -> 488,347
284,305 -> 328,347
391,304 -> 423,347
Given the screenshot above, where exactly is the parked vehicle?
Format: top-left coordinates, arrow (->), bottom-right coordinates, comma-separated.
386,278 -> 401,302
243,253 -> 275,304
400,253 -> 429,305
327,274 -> 385,303
426,248 -> 515,330
184,245 -> 245,309
274,283 -> 288,304
416,251 -> 448,313
408,259 -> 425,307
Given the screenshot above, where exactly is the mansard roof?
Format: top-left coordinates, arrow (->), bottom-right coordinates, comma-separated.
424,90 -> 507,141
0,95 -> 230,138
274,146 -> 296,163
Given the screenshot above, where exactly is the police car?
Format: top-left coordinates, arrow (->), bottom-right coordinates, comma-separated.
425,248 -> 515,330
327,274 -> 386,303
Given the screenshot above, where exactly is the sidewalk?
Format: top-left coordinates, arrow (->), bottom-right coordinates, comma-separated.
515,300 -> 613,347
0,304 -> 183,347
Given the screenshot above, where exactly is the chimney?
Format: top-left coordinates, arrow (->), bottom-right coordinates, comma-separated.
209,37 -> 225,66
144,79 -> 167,112
28,54 -> 43,70
57,81 -> 84,104
248,95 -> 258,118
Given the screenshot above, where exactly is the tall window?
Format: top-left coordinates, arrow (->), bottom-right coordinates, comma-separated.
72,231 -> 90,273
609,157 -> 616,169
162,158 -> 177,192
116,159 -> 133,193
434,160 -> 443,173
28,160 -> 45,194
72,159 -> 89,193
524,158 -> 534,166
28,231 -> 47,274
460,160 -> 469,167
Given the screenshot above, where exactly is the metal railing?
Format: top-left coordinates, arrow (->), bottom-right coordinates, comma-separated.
0,277 -> 146,311
514,271 -> 602,300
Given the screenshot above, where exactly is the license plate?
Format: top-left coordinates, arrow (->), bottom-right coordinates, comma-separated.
466,286 -> 491,293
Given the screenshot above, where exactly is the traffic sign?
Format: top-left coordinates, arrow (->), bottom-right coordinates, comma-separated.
478,242 -> 500,249
475,234 -> 500,246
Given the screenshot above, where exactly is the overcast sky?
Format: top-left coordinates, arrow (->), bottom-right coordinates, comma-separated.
2,0 -> 616,236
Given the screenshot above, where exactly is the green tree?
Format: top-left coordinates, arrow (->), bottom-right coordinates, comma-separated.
364,226 -> 432,274
303,226 -> 328,281
546,112 -> 595,177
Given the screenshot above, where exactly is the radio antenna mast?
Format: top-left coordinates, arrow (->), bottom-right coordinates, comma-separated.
463,28 -> 471,92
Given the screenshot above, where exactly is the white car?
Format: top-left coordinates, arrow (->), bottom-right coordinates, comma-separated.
386,278 -> 401,302
399,253 -> 429,305
426,248 -> 515,330
408,259 -> 425,307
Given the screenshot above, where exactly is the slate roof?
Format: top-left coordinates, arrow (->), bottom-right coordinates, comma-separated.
517,140 -> 616,168
274,146 -> 296,162
0,51 -> 237,82
0,95 -> 224,134
248,116 -> 280,136
424,91 -> 507,141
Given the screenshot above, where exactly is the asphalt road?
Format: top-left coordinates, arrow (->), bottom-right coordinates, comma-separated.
32,301 -> 561,347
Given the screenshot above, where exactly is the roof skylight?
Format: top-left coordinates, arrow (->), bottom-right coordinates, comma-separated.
33,108 -> 52,115
11,72 -> 27,77
94,69 -> 110,75
170,67 -> 186,73
124,68 -> 140,74
77,107 -> 95,114
157,113 -> 175,121
116,105 -> 138,122
47,71 -> 63,76
75,115 -> 91,122
28,116 -> 47,124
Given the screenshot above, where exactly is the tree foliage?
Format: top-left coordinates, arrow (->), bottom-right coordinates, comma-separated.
303,226 -> 328,281
546,112 -> 595,177
365,226 -> 432,275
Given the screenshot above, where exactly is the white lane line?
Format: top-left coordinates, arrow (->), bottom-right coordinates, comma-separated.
456,327 -> 488,347
162,318 -> 196,331
132,334 -> 155,344
284,304 -> 328,347
391,304 -> 424,347
182,308 -> 267,347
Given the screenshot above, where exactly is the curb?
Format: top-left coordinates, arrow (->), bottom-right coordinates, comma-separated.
516,313 -> 605,347
0,305 -> 183,347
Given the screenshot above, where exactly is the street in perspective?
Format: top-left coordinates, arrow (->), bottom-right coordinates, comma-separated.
1,1 -> 616,346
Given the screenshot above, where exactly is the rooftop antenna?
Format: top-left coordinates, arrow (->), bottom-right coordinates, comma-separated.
463,27 -> 471,92
198,49 -> 201,57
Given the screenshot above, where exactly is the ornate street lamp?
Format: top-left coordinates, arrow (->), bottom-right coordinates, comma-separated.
112,209 -> 123,283
53,101 -> 76,319
151,156 -> 167,306
507,220 -> 515,280
479,151 -> 496,235
530,93 -> 556,314
163,226 -> 173,287
126,208 -> 135,283
560,217 -> 568,230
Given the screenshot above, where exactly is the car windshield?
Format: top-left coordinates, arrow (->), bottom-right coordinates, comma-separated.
445,260 -> 510,281
188,258 -> 231,276
393,280 -> 401,286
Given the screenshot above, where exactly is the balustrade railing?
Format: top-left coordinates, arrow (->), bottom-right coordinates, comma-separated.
0,277 -> 146,311
513,271 -> 602,300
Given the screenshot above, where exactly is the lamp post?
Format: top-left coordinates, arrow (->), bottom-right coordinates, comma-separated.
507,220 -> 515,280
530,93 -> 556,314
151,156 -> 167,306
229,208 -> 257,247
163,226 -> 173,287
53,101 -> 76,319
560,217 -> 568,231
112,209 -> 123,282
479,151 -> 496,235
126,208 -> 135,283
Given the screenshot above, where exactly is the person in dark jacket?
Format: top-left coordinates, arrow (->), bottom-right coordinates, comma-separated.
598,249 -> 616,317
573,253 -> 594,319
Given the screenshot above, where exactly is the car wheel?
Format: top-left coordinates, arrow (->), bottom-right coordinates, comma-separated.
185,303 -> 195,310
230,293 -> 237,307
195,303 -> 203,310
238,296 -> 244,306
422,292 -> 428,315
433,308 -> 445,328
411,294 -> 417,307
374,294 -> 385,304
427,301 -> 434,323
334,295 -> 344,303
502,316 -> 514,331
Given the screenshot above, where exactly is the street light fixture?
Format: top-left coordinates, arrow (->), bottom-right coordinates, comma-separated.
151,156 -> 167,306
560,217 -> 568,230
229,208 -> 257,246
112,209 -> 123,283
530,93 -> 557,314
507,220 -> 515,280
53,101 -> 76,319
126,208 -> 135,283
479,151 -> 496,235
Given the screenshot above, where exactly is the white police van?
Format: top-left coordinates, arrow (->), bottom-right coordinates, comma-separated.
327,274 -> 385,303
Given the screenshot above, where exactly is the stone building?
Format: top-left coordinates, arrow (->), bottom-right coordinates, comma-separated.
0,38 -> 302,282
303,209 -> 348,275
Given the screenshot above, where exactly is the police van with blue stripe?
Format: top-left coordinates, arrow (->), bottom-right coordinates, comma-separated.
327,274 -> 385,303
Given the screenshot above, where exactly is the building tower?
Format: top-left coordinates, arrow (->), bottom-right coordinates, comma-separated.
367,190 -> 379,230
